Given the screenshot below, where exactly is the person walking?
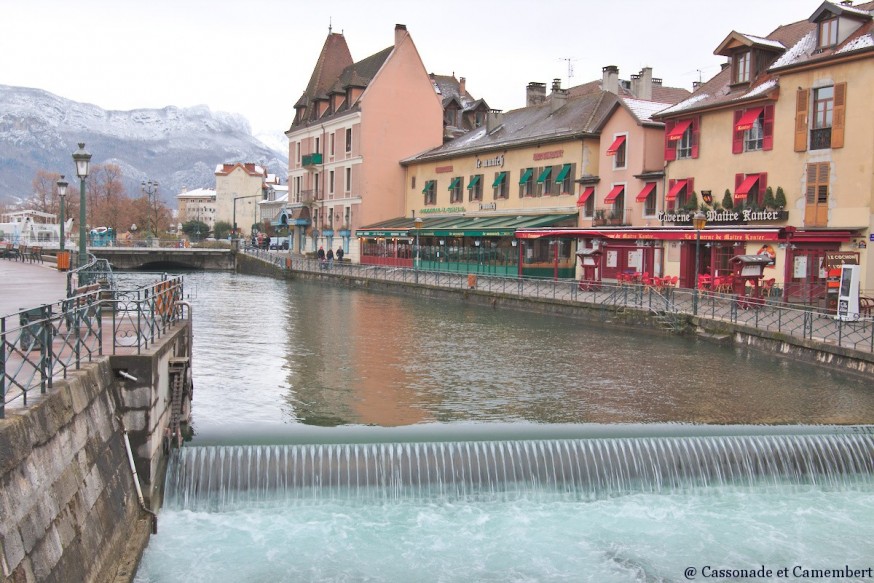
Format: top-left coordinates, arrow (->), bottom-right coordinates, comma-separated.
336,246 -> 344,263
326,247 -> 334,269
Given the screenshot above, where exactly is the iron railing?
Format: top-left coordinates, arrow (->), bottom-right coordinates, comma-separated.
1,275 -> 187,418
243,248 -> 874,354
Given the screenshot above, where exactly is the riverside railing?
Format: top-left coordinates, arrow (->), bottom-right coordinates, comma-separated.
243,249 -> 874,354
1,275 -> 186,418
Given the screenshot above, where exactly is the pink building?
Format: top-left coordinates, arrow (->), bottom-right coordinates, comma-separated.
284,24 -> 443,260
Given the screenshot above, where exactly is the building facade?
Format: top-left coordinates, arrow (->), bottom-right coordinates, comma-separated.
176,187 -> 216,233
214,163 -> 269,237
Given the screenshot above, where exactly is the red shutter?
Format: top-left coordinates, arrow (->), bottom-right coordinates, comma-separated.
664,120 -> 677,161
735,173 -> 744,195
667,179 -> 676,209
762,105 -> 775,151
688,177 -> 695,198
759,172 -> 768,196
690,117 -> 700,158
732,110 -> 744,154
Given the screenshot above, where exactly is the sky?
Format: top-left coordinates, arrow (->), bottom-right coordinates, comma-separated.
2,0 -> 814,142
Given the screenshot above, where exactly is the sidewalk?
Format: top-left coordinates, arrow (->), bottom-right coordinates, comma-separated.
0,259 -> 68,317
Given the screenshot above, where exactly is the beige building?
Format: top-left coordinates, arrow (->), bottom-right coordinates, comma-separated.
285,24 -> 443,260
214,163 -> 269,237
176,187 -> 216,233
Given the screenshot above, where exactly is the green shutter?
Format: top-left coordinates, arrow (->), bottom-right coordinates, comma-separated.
421,180 -> 430,194
554,164 -> 571,183
447,177 -> 460,190
491,172 -> 507,188
518,168 -> 533,184
536,167 -> 552,183
466,175 -> 481,189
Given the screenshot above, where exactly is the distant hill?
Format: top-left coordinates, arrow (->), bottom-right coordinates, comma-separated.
0,84 -> 288,205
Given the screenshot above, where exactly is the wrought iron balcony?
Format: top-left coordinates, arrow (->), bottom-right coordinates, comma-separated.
301,153 -> 323,167
810,128 -> 832,150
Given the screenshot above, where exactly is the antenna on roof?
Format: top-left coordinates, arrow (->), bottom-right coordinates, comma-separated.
559,57 -> 577,87
328,17 -> 332,34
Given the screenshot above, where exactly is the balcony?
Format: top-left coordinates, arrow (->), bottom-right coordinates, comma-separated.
592,208 -> 630,226
810,128 -> 832,150
301,153 -> 323,167
297,190 -> 321,204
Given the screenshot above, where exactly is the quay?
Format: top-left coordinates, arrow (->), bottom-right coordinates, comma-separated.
1,257 -> 193,582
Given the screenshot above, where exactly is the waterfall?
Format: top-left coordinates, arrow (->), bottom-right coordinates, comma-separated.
163,433 -> 874,511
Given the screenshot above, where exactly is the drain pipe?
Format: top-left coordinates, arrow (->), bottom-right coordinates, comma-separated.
120,421 -> 158,534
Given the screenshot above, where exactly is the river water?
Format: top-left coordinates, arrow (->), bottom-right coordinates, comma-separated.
133,271 -> 874,582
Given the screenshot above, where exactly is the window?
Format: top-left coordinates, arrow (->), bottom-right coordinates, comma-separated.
733,105 -> 774,153
519,168 -> 535,198
314,136 -> 320,153
665,118 -> 699,160
536,166 -> 553,196
411,176 -> 416,190
467,174 -> 483,201
805,162 -> 829,227
329,171 -> 335,195
330,134 -> 335,156
296,142 -> 301,165
636,182 -> 657,217
607,135 -> 627,169
796,84 -> 845,151
734,51 -> 751,84
677,126 -> 693,159
422,180 -> 436,206
584,192 -> 595,218
492,172 -> 509,200
819,18 -> 838,49
556,163 -> 574,194
666,178 -> 694,211
745,114 -> 764,151
345,167 -> 351,192
449,176 -> 463,203
735,172 -> 767,207
811,86 -> 834,150
345,128 -> 352,153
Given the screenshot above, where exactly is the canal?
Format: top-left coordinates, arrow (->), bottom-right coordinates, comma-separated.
133,271 -> 874,582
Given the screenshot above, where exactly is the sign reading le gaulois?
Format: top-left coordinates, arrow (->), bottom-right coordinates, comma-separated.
657,209 -> 785,223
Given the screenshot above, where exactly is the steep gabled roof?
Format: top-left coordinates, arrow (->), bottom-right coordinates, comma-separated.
293,33 -> 353,110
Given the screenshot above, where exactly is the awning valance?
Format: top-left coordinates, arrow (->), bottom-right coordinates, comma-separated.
577,187 -> 594,207
735,107 -> 764,132
666,179 -> 688,201
734,174 -> 760,199
635,182 -> 656,202
604,184 -> 625,203
606,135 -> 626,156
357,213 -> 579,238
666,119 -> 692,141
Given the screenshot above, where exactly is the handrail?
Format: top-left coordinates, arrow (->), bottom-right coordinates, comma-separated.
1,275 -> 186,418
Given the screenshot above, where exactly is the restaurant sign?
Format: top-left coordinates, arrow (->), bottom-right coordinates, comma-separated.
824,251 -> 859,268
420,206 -> 465,215
476,155 -> 504,169
657,209 -> 786,223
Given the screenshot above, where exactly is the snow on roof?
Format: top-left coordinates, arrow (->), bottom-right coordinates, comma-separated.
838,32 -> 874,53
734,79 -> 778,100
741,33 -> 786,49
176,187 -> 216,198
656,92 -> 710,115
623,98 -> 673,122
770,30 -> 817,69
834,2 -> 874,18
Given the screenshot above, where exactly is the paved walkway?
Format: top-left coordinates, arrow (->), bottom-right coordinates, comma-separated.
0,258 -> 68,317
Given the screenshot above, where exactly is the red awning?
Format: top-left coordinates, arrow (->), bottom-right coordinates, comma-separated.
606,135 -> 626,155
666,179 -> 688,201
515,227 -> 783,242
735,107 -> 764,131
576,187 -> 594,207
734,174 -> 760,199
635,182 -> 656,202
604,185 -> 625,203
666,119 -> 692,141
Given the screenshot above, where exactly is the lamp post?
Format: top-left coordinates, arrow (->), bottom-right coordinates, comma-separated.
56,175 -> 68,252
692,210 -> 707,315
414,216 -> 423,283
72,143 -> 91,268
141,180 -> 159,240
233,194 -> 261,239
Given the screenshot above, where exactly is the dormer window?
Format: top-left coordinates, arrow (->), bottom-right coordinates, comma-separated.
734,51 -> 751,84
818,17 -> 838,49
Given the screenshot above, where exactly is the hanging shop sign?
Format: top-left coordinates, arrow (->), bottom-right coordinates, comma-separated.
657,209 -> 787,224
824,251 -> 860,268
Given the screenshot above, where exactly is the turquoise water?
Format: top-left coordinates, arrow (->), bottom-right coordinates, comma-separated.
135,487 -> 874,582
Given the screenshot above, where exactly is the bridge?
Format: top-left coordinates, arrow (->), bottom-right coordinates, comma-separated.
89,247 -> 235,270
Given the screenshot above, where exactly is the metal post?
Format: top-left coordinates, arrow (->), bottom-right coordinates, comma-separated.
693,232 -> 701,315
72,143 -> 91,268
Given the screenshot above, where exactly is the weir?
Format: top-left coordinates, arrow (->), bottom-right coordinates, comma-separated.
164,427 -> 874,511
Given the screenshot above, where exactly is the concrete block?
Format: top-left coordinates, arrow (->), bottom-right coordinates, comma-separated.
123,410 -> 147,432
1,527 -> 26,577
29,525 -> 62,582
52,464 -> 81,509
0,417 -> 32,476
122,386 -> 153,409
81,466 -> 104,511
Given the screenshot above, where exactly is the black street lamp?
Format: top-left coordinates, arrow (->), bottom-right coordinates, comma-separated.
414,216 -> 423,283
692,210 -> 707,315
56,175 -> 68,252
233,194 -> 261,239
72,143 -> 91,268
142,180 -> 159,240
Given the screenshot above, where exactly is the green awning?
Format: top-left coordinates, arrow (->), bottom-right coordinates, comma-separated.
491,172 -> 507,188
421,180 -> 434,194
536,167 -> 552,183
554,164 -> 571,183
356,213 -> 578,239
518,168 -> 533,184
466,175 -> 481,189
447,177 -> 460,190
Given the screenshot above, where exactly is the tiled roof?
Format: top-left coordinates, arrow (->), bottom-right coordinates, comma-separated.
430,74 -> 476,107
294,33 -> 353,110
656,1 -> 874,118
566,79 -> 690,105
402,91 -> 619,163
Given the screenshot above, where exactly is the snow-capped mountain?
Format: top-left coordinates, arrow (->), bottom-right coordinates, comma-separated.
0,84 -> 288,204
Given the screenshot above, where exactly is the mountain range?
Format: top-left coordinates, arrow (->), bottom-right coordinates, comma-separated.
0,84 -> 289,205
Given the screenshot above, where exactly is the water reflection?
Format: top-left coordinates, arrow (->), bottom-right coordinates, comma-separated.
169,271 -> 874,432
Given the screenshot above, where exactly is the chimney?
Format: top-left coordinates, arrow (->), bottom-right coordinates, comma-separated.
550,79 -> 567,112
394,24 -> 407,46
602,65 -> 619,94
459,76 -> 466,97
526,82 -> 547,107
631,67 -> 653,100
486,109 -> 504,133
692,81 -> 703,91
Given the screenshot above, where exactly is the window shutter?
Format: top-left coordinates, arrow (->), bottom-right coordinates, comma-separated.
735,173 -> 744,192
664,120 -> 677,161
794,88 -> 809,152
759,172 -> 768,197
831,82 -> 846,149
688,177 -> 695,198
805,164 -> 818,204
762,105 -> 775,151
732,110 -> 744,154
690,117 -> 700,158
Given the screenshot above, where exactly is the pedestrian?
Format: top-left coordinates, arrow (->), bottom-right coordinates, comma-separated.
336,247 -> 344,262
317,246 -> 326,269
326,247 -> 334,269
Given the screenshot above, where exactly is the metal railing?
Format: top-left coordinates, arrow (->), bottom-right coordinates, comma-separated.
242,248 -> 874,355
1,275 -> 187,418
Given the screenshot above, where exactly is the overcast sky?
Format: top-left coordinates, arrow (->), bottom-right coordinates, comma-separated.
3,0 -> 813,140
